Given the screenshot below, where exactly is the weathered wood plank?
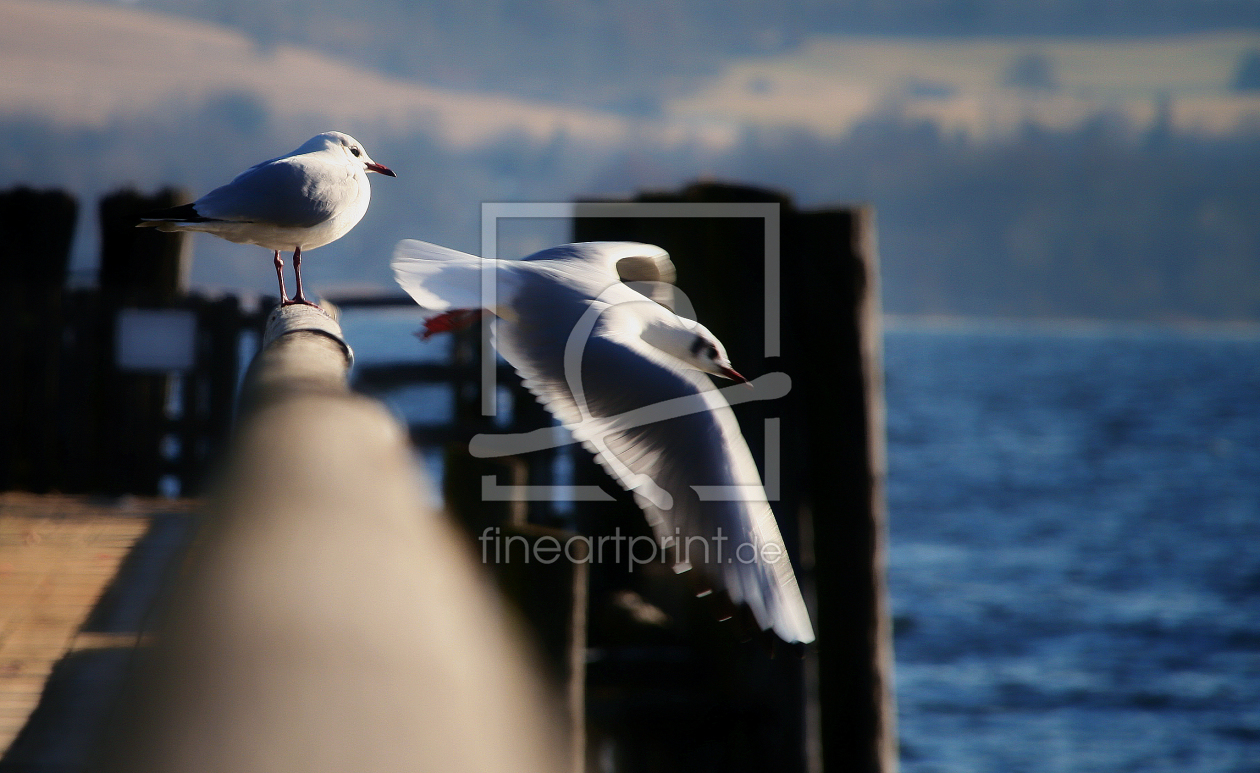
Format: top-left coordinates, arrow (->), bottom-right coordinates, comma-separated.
0,493 -> 184,756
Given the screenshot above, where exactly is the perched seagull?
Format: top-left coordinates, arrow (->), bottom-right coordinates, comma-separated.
138,131 -> 396,306
392,240 -> 815,644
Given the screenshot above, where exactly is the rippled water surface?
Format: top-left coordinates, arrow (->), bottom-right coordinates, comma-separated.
884,324 -> 1260,772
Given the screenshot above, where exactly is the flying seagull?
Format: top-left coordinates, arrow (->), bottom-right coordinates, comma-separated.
138,131 -> 396,306
392,239 -> 814,644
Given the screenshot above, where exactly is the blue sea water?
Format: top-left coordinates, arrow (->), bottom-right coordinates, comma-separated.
884,322 -> 1260,773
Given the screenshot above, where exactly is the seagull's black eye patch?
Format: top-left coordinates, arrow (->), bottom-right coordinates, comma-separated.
350,146 -> 361,157
690,337 -> 719,360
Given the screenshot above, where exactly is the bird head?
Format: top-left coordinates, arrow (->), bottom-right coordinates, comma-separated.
686,326 -> 748,384
314,131 -> 397,177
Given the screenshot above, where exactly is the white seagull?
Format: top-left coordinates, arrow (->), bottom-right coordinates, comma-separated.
392,239 -> 815,644
138,131 -> 396,306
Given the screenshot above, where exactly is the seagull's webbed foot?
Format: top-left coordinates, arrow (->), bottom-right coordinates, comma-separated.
285,246 -> 322,309
415,309 -> 485,340
280,297 -> 322,309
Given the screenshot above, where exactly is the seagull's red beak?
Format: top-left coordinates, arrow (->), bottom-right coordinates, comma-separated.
366,162 -> 397,177
718,365 -> 749,385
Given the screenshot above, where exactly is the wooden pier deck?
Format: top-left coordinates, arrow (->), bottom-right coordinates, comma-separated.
0,492 -> 198,756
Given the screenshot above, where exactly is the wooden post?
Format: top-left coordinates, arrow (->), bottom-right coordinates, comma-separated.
57,287 -> 107,493
86,189 -> 191,494
785,207 -> 896,773
573,184 -> 896,773
99,304 -> 565,773
175,295 -> 245,495
0,187 -> 77,492
98,188 -> 189,305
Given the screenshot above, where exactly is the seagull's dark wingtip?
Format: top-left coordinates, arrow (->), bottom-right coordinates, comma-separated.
137,202 -> 208,223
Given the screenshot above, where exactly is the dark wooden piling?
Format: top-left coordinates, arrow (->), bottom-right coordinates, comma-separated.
0,187 -> 78,492
573,183 -> 896,773
98,188 -> 190,306
100,305 -> 564,773
787,206 -> 896,773
90,189 -> 191,495
175,295 -> 247,494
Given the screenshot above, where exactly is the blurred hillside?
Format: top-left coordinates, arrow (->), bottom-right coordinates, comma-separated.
80,0 -> 1260,111
4,0 -> 1260,322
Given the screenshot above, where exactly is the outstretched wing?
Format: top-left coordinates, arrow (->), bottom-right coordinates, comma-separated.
491,284 -> 814,643
520,241 -> 678,308
520,241 -> 672,280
